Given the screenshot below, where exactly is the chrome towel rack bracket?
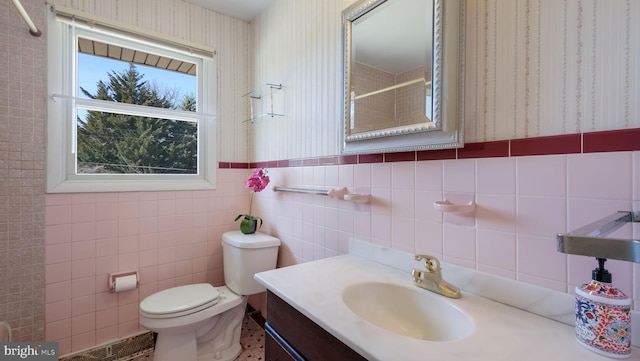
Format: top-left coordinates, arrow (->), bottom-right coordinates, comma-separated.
557,211 -> 640,263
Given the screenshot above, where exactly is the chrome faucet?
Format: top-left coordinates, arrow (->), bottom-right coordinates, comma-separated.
411,255 -> 461,298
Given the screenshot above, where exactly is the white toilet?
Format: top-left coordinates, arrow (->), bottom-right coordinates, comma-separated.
139,231 -> 280,361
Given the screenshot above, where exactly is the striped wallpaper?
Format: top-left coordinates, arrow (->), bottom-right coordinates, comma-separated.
464,0 -> 638,142
250,0 -> 640,162
249,0 -> 345,161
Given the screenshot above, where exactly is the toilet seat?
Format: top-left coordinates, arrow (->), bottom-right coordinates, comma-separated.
140,283 -> 221,319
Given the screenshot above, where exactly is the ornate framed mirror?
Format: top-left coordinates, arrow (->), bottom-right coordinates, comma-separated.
342,0 -> 465,154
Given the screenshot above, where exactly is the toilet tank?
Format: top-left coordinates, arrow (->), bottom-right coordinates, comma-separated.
222,231 -> 281,295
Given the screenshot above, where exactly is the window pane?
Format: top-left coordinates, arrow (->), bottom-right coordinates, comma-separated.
77,38 -> 197,112
76,110 -> 198,175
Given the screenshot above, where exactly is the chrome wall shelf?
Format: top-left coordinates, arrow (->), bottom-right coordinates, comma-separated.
556,211 -> 640,263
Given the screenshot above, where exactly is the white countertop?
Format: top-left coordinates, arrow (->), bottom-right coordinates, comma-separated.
255,240 -> 639,361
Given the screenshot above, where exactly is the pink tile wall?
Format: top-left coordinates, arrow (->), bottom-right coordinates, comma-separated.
44,169 -> 250,354
256,151 -> 640,311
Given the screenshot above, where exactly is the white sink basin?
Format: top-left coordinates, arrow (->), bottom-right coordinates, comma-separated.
342,282 -> 474,341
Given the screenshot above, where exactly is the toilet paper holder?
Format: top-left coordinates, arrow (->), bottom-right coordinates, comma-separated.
109,270 -> 139,292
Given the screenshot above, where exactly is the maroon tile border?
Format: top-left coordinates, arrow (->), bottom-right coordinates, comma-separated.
384,151 -> 416,162
458,141 -> 509,159
250,160 -> 278,169
583,128 -> 640,153
221,128 -> 640,169
338,155 -> 358,165
358,153 -> 384,164
218,162 -> 250,169
511,134 -> 581,156
417,148 -> 457,161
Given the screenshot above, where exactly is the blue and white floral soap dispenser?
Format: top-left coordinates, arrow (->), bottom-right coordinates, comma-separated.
575,258 -> 631,359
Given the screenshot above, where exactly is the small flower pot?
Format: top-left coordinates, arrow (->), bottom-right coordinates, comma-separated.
240,218 -> 259,234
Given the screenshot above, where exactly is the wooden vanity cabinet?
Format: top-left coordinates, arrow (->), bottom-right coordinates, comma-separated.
265,323 -> 303,361
265,290 -> 368,361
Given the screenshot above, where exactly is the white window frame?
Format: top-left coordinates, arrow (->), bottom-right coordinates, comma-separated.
47,8 -> 217,193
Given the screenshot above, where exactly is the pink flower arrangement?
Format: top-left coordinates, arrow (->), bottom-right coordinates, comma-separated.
235,168 -> 270,234
244,168 -> 270,193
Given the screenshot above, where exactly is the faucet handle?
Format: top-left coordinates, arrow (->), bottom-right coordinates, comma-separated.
414,255 -> 442,275
411,269 -> 424,282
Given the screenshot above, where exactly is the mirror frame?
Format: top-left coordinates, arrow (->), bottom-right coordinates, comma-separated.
341,0 -> 465,154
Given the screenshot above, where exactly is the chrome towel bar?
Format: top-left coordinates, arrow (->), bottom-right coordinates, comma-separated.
272,186 -> 347,197
273,186 -> 370,203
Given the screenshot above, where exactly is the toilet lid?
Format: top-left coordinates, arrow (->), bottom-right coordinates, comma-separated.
140,283 -> 220,316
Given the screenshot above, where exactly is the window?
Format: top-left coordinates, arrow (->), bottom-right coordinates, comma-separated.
47,7 -> 217,193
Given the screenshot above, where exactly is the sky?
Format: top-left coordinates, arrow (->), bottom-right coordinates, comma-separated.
78,53 -> 196,103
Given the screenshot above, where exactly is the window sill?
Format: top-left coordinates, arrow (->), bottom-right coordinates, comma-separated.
46,178 -> 216,193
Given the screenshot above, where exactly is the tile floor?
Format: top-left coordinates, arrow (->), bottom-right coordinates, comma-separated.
236,315 -> 266,360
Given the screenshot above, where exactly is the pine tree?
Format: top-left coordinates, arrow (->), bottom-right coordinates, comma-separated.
77,64 -> 197,174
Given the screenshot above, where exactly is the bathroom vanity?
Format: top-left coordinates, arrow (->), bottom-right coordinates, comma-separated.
255,239 -> 640,361
264,290 -> 365,361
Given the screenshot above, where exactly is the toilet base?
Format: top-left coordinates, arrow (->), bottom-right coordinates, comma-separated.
196,299 -> 245,361
155,332 -> 198,361
149,294 -> 246,361
151,319 -> 243,361
197,342 -> 242,361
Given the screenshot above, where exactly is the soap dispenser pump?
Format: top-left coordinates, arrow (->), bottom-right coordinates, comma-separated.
575,258 -> 631,358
